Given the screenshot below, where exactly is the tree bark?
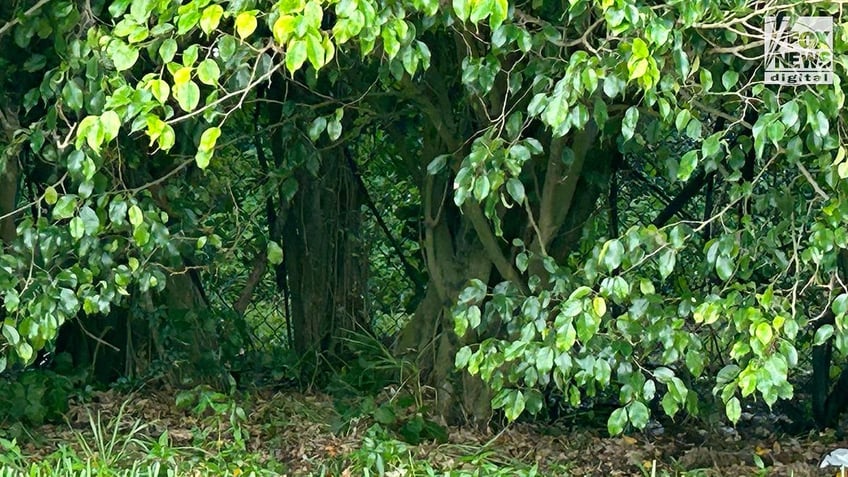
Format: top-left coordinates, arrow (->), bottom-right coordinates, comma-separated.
281,148 -> 368,356
0,107 -> 20,246
0,156 -> 18,245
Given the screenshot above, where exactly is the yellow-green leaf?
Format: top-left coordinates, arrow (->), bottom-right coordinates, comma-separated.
235,12 -> 257,39
286,39 -> 308,74
107,39 -> 139,71
322,34 -> 335,64
159,124 -> 175,150
173,66 -> 192,85
44,186 -> 58,205
173,80 -> 200,112
196,59 -> 220,85
304,0 -> 323,29
100,110 -> 121,142
149,79 -> 170,103
159,39 -> 178,63
592,297 -> 607,317
490,0 -> 507,30
273,15 -> 297,46
305,33 -> 325,70
200,5 -> 224,35
199,126 -> 221,152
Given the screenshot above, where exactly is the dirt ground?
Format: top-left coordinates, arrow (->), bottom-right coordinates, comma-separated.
11,388 -> 848,476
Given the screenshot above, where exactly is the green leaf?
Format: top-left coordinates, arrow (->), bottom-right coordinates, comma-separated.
159,124 -> 175,151
286,40 -> 308,74
235,12 -> 257,39
592,296 -> 607,317
455,346 -> 472,368
2,324 -> 20,346
628,401 -> 650,429
725,396 -> 741,424
814,324 -> 834,346
44,186 -> 58,205
159,39 -> 178,63
218,35 -> 237,61
628,58 -> 648,80
631,38 -> 649,59
453,0 -> 471,22
427,155 -> 449,175
701,133 -> 721,158
766,120 -> 785,143
601,239 -> 624,272
108,40 -> 139,71
506,178 -> 525,204
100,111 -> 121,142
109,0 -> 132,18
781,101 -> 799,129
621,106 -> 638,141
200,5 -> 224,35
715,255 -> 734,281
381,29 -> 400,59
458,279 -> 487,304
80,206 -> 100,235
473,175 -> 490,202
813,111 -> 829,137
196,59 -> 220,85
677,150 -> 698,181
535,347 -> 554,375
469,0 -> 493,24
327,120 -> 342,141
303,0 -> 323,27
69,216 -> 85,239
657,249 -> 675,279
62,81 -> 84,112
195,150 -> 212,169
173,80 -> 201,112
721,70 -> 739,91
674,109 -> 691,132
685,118 -> 702,139
504,390 -> 525,421
305,33 -> 325,70
308,117 -> 327,141
130,0 -> 155,23
149,79 -> 170,103
603,75 -> 626,98
490,0 -> 507,29
198,126 -> 221,153
128,204 -> 144,226
17,342 -> 33,363
755,323 -> 773,345
699,69 -> 713,91
607,407 -> 627,435
53,195 -> 77,220
267,241 -> 284,265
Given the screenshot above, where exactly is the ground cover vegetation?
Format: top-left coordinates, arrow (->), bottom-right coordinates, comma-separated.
1,0 -> 848,473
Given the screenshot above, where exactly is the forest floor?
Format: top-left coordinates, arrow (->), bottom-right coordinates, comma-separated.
3,387 -> 846,476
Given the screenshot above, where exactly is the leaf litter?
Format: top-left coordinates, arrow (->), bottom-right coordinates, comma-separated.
8,387 -> 848,476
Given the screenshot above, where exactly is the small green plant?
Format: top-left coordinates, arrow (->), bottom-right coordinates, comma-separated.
73,399 -> 149,470
0,438 -> 26,469
175,385 -> 249,451
346,425 -> 420,476
0,367 -> 81,426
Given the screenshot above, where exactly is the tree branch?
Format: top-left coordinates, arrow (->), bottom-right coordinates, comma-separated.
537,122 -> 599,249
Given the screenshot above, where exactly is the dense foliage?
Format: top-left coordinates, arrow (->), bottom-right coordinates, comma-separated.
1,0 -> 847,435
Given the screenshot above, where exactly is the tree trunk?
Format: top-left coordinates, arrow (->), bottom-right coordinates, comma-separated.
396,168 -> 496,425
282,148 -> 368,356
0,107 -> 20,246
0,156 -> 18,245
